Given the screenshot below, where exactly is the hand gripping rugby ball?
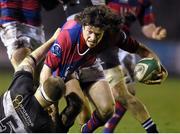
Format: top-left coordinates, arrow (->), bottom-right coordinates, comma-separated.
134,58 -> 161,82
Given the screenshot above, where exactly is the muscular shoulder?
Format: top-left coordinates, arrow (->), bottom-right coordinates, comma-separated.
108,29 -> 126,46
62,20 -> 82,31
57,20 -> 82,46
46,20 -> 82,63
110,30 -> 140,53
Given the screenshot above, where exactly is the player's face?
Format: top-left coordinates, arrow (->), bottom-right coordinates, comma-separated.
82,25 -> 104,48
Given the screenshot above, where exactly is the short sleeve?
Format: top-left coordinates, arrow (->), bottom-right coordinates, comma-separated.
116,30 -> 140,53
44,30 -> 70,71
44,45 -> 61,71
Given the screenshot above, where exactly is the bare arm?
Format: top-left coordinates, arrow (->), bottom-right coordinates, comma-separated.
142,23 -> 167,40
16,28 -> 60,74
135,42 -> 159,60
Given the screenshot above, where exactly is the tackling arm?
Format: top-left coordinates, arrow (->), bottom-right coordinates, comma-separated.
135,42 -> 159,60
16,28 -> 60,75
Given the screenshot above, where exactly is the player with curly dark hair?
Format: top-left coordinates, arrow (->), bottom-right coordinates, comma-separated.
40,5 -> 167,132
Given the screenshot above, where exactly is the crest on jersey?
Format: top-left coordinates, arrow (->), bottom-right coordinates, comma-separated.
118,0 -> 128,4
51,43 -> 62,58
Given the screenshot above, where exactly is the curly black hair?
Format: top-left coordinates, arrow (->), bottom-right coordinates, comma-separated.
75,5 -> 124,31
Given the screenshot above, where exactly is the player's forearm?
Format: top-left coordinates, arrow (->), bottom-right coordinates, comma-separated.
136,43 -> 160,61
16,33 -> 57,73
31,38 -> 55,64
31,28 -> 60,65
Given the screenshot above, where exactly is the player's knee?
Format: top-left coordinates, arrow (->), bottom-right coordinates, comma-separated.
115,85 -> 136,108
126,95 -> 138,107
127,84 -> 136,96
98,102 -> 114,122
119,91 -> 138,107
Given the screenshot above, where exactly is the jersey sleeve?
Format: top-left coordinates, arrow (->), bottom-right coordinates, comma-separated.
116,30 -> 140,53
138,0 -> 155,26
44,31 -> 67,71
44,45 -> 61,71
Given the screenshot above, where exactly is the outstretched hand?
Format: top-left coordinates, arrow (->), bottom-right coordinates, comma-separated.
143,64 -> 168,85
152,26 -> 167,40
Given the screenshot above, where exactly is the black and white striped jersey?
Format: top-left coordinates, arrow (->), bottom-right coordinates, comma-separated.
0,71 -> 54,133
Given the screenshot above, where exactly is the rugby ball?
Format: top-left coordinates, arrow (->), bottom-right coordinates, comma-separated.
134,58 -> 161,82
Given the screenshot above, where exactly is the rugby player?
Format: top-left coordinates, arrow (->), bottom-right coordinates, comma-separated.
59,0 -> 167,132
40,5 -> 167,132
0,0 -> 60,87
101,0 -> 167,132
0,28 -> 66,133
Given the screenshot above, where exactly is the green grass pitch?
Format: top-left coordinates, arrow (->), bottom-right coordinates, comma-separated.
0,70 -> 180,133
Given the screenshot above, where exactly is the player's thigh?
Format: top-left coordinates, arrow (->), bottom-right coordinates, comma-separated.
77,59 -> 106,104
103,65 -> 130,99
121,64 -> 136,96
87,80 -> 115,115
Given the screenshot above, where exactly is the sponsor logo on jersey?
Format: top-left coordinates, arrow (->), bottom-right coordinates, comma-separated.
51,43 -> 62,58
13,95 -> 34,127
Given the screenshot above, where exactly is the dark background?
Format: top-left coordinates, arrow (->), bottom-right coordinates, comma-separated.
41,0 -> 180,41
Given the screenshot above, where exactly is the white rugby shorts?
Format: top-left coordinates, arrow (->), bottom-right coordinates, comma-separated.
102,49 -> 137,88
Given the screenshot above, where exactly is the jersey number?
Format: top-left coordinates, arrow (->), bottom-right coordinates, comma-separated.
0,115 -> 18,133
